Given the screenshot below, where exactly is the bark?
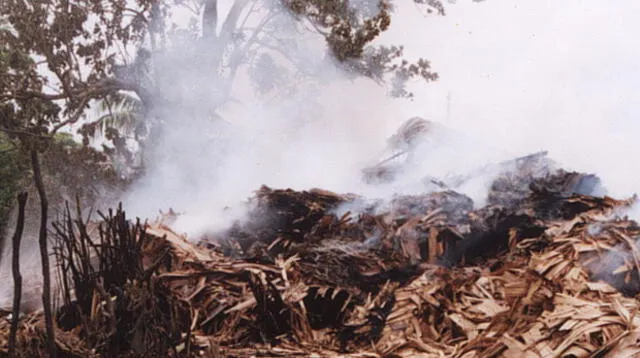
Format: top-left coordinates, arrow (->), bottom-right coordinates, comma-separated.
8,192 -> 28,357
219,0 -> 250,40
208,0 -> 250,70
31,150 -> 56,357
202,0 -> 218,40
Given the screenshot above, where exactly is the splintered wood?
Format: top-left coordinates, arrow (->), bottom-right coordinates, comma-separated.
2,169 -> 640,357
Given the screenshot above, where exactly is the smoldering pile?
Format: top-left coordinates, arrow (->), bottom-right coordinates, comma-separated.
2,153 -> 640,357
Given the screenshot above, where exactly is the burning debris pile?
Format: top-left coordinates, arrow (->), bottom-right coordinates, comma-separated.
2,154 -> 640,357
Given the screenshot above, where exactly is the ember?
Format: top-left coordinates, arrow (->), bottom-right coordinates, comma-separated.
1,157 -> 640,357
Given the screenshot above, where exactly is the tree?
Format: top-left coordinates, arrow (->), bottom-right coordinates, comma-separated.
77,0 -> 446,175
0,2 -> 156,353
0,134 -> 26,230
0,0 -> 451,354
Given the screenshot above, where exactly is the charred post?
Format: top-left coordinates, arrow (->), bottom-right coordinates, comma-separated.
8,192 -> 28,357
30,150 -> 56,357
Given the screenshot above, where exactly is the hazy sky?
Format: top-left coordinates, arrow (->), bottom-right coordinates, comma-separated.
380,1 -> 640,198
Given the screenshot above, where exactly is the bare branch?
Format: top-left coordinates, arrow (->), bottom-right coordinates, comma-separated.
51,96 -> 92,134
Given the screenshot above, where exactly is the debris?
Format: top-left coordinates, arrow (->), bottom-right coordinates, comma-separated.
2,159 -> 640,357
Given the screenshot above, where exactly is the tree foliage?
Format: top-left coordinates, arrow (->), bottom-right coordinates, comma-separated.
0,0 -> 457,219
1,0 -> 445,136
283,0 -> 440,92
0,134 -> 27,232
0,0 -> 154,133
0,132 -> 126,231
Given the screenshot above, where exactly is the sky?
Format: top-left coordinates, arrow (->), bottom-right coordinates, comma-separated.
381,0 -> 640,199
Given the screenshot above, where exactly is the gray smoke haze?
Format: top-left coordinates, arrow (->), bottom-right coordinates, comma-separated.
4,0 -> 640,313
383,1 -> 640,199
122,0 -> 640,238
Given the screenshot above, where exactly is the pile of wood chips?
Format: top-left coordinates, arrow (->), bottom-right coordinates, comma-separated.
2,164 -> 640,357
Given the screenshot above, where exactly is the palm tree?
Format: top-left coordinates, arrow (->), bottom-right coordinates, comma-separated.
0,16 -> 10,32
93,92 -> 145,140
82,91 -> 146,178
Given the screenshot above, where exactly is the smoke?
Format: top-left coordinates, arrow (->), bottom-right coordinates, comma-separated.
121,1 -> 441,236
122,0 -> 640,238
4,0 -> 640,312
0,194 -> 60,313
0,237 -> 46,313
381,1 -> 640,200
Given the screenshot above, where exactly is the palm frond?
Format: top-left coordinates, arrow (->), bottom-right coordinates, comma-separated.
94,111 -> 140,136
90,92 -> 144,138
0,16 -> 16,35
98,92 -> 143,113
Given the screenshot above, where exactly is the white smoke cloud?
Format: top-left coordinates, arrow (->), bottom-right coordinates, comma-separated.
6,0 -> 640,312
384,0 -> 640,199
122,0 -> 640,238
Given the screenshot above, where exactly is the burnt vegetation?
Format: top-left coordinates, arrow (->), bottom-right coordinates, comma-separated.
3,155 -> 640,357
2,0 -> 640,357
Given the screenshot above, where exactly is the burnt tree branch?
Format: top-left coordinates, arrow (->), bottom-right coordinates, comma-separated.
202,0 -> 218,40
31,150 -> 56,357
8,192 -> 28,357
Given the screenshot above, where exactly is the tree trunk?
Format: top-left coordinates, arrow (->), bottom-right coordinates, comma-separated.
202,0 -> 218,40
30,150 -> 56,357
8,192 -> 28,357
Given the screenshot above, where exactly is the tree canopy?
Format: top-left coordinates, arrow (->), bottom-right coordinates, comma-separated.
1,0 -> 443,139
1,1 -> 454,189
